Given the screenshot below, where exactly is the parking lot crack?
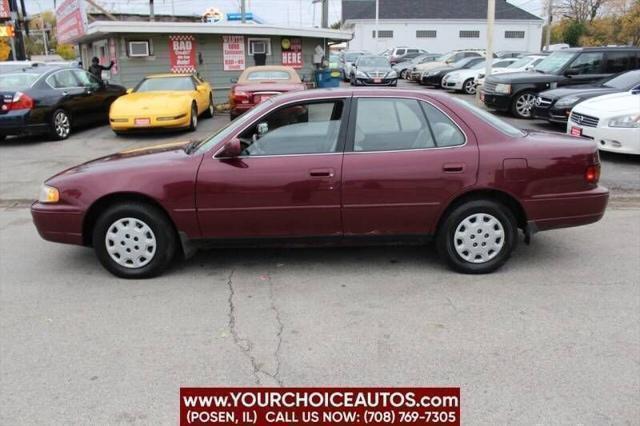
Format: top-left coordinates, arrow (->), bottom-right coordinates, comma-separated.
267,275 -> 285,387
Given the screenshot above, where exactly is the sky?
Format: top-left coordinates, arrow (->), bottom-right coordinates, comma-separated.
30,0 -> 545,27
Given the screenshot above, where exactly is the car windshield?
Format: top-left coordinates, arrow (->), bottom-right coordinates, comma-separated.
436,53 -> 453,62
345,52 -> 364,62
247,71 -> 291,80
135,77 -> 194,92
534,51 -> 576,73
507,56 -> 534,68
193,99 -> 276,154
357,56 -> 389,67
451,98 -> 525,137
602,70 -> 640,89
0,73 -> 39,90
470,60 -> 487,70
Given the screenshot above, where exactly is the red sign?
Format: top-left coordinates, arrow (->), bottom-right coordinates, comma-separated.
180,387 -> 460,425
169,35 -> 197,73
223,35 -> 245,71
56,0 -> 87,43
282,38 -> 303,69
0,0 -> 10,20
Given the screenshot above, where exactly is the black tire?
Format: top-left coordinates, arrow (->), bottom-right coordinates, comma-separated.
203,95 -> 214,118
436,200 -> 517,274
188,103 -> 197,131
463,78 -> 476,95
511,91 -> 536,119
0,134 -> 6,141
49,108 -> 71,140
113,130 -> 126,137
92,202 -> 177,279
400,69 -> 407,79
229,112 -> 237,121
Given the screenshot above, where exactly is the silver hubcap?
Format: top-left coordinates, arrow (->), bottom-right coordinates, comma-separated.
454,213 -> 505,264
465,80 -> 476,94
515,93 -> 536,117
192,108 -> 197,127
209,103 -> 214,115
54,112 -> 70,137
105,217 -> 156,269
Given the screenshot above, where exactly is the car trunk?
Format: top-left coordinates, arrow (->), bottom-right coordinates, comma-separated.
0,92 -> 14,114
237,83 -> 305,104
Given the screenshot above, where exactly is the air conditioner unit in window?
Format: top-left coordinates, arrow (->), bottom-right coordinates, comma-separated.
128,41 -> 150,57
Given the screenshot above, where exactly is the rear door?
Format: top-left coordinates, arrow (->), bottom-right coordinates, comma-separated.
341,96 -> 478,236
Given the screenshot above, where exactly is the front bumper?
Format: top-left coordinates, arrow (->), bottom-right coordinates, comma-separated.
481,91 -> 511,112
567,122 -> 640,155
31,202 -> 85,246
533,104 -> 571,124
354,78 -> 397,86
109,113 -> 190,131
421,74 -> 443,86
0,111 -> 50,136
524,186 -> 609,231
442,77 -> 464,91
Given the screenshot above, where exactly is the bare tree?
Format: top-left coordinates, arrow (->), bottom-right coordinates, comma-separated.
558,0 -> 612,22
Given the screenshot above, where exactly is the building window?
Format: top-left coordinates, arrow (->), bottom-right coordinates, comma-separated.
505,31 -> 525,39
416,30 -> 437,38
127,40 -> 151,57
248,38 -> 271,55
459,30 -> 480,38
372,30 -> 393,38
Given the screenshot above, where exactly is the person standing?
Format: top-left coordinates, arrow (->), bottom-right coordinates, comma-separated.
88,57 -> 114,82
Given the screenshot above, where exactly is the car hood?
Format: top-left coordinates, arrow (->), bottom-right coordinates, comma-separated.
487,71 -> 564,84
111,91 -> 193,112
49,140 -> 195,180
448,68 -> 479,79
357,66 -> 393,74
415,61 -> 447,71
574,92 -> 640,114
234,82 -> 305,93
538,86 -> 617,100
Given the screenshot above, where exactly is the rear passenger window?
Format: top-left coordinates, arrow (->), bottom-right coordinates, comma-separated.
421,102 -> 466,147
604,52 -> 639,73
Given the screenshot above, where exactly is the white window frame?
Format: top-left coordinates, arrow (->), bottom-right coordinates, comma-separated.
248,37 -> 272,56
128,40 -> 151,57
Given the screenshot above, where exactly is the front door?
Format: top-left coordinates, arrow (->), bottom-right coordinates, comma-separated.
341,96 -> 478,236
196,98 -> 350,239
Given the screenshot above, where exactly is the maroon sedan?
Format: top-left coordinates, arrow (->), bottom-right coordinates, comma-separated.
32,88 -> 608,278
228,65 -> 306,120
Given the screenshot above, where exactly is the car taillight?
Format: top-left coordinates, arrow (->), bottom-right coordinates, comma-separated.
585,164 -> 600,184
232,90 -> 250,105
7,92 -> 34,111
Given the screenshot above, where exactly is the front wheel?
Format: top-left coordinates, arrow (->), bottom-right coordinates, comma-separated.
50,109 -> 71,140
463,78 -> 476,95
203,95 -> 214,118
437,200 -> 517,274
188,103 -> 198,131
511,91 -> 536,119
92,202 -> 177,278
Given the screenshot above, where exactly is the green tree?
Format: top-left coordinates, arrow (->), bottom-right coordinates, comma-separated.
564,20 -> 587,45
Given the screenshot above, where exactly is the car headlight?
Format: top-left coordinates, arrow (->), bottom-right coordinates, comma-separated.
387,70 -> 397,78
608,114 -> 640,128
494,83 -> 511,94
39,184 -> 59,203
555,96 -> 581,107
355,70 -> 367,78
427,70 -> 440,76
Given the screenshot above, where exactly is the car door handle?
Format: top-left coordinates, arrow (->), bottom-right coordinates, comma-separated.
443,163 -> 465,173
309,168 -> 335,177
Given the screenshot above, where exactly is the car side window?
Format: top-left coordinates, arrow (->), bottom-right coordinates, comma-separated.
396,49 -> 406,55
73,70 -> 100,88
238,101 -> 344,156
420,102 -> 465,148
567,52 -> 604,74
494,60 -> 513,68
604,52 -> 638,73
47,70 -> 79,89
353,98 -> 435,152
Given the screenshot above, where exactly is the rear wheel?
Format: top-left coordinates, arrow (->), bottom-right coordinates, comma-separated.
203,95 -> 214,118
511,91 -> 536,119
92,202 -> 177,278
188,103 -> 198,131
463,78 -> 476,95
437,200 -> 517,274
50,109 -> 71,140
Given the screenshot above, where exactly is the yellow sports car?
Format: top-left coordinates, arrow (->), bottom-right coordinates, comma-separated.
109,73 -> 214,134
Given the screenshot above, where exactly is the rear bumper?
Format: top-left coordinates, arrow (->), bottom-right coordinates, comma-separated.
481,92 -> 511,112
354,78 -> 397,86
0,111 -> 49,136
524,186 -> 609,231
31,202 -> 85,246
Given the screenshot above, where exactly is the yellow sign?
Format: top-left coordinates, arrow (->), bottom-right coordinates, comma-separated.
0,24 -> 14,38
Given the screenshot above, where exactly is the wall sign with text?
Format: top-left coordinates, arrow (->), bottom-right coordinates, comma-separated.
281,38 -> 303,69
169,35 -> 197,73
223,35 -> 246,71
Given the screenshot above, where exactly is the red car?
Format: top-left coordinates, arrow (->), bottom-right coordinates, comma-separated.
32,88 -> 608,278
228,65 -> 306,120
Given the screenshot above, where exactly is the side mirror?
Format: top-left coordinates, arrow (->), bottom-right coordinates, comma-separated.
564,69 -> 579,77
230,78 -> 238,83
217,138 -> 242,158
126,88 -> 133,94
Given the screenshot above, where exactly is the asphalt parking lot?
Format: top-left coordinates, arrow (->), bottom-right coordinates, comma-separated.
1,86 -> 639,424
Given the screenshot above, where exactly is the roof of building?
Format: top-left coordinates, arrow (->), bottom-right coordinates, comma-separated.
342,0 -> 542,21
75,21 -> 353,43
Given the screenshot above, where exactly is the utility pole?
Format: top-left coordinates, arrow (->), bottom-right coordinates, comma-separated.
375,0 -> 379,49
321,0 -> 328,28
241,0 -> 246,23
149,0 -> 154,21
546,0 -> 552,50
484,0 -> 495,81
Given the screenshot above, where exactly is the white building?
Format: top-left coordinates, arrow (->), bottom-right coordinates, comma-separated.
342,0 -> 543,54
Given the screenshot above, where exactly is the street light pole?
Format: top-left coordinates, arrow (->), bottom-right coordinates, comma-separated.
546,0 -> 552,50
375,0 -> 379,50
485,0 -> 495,81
